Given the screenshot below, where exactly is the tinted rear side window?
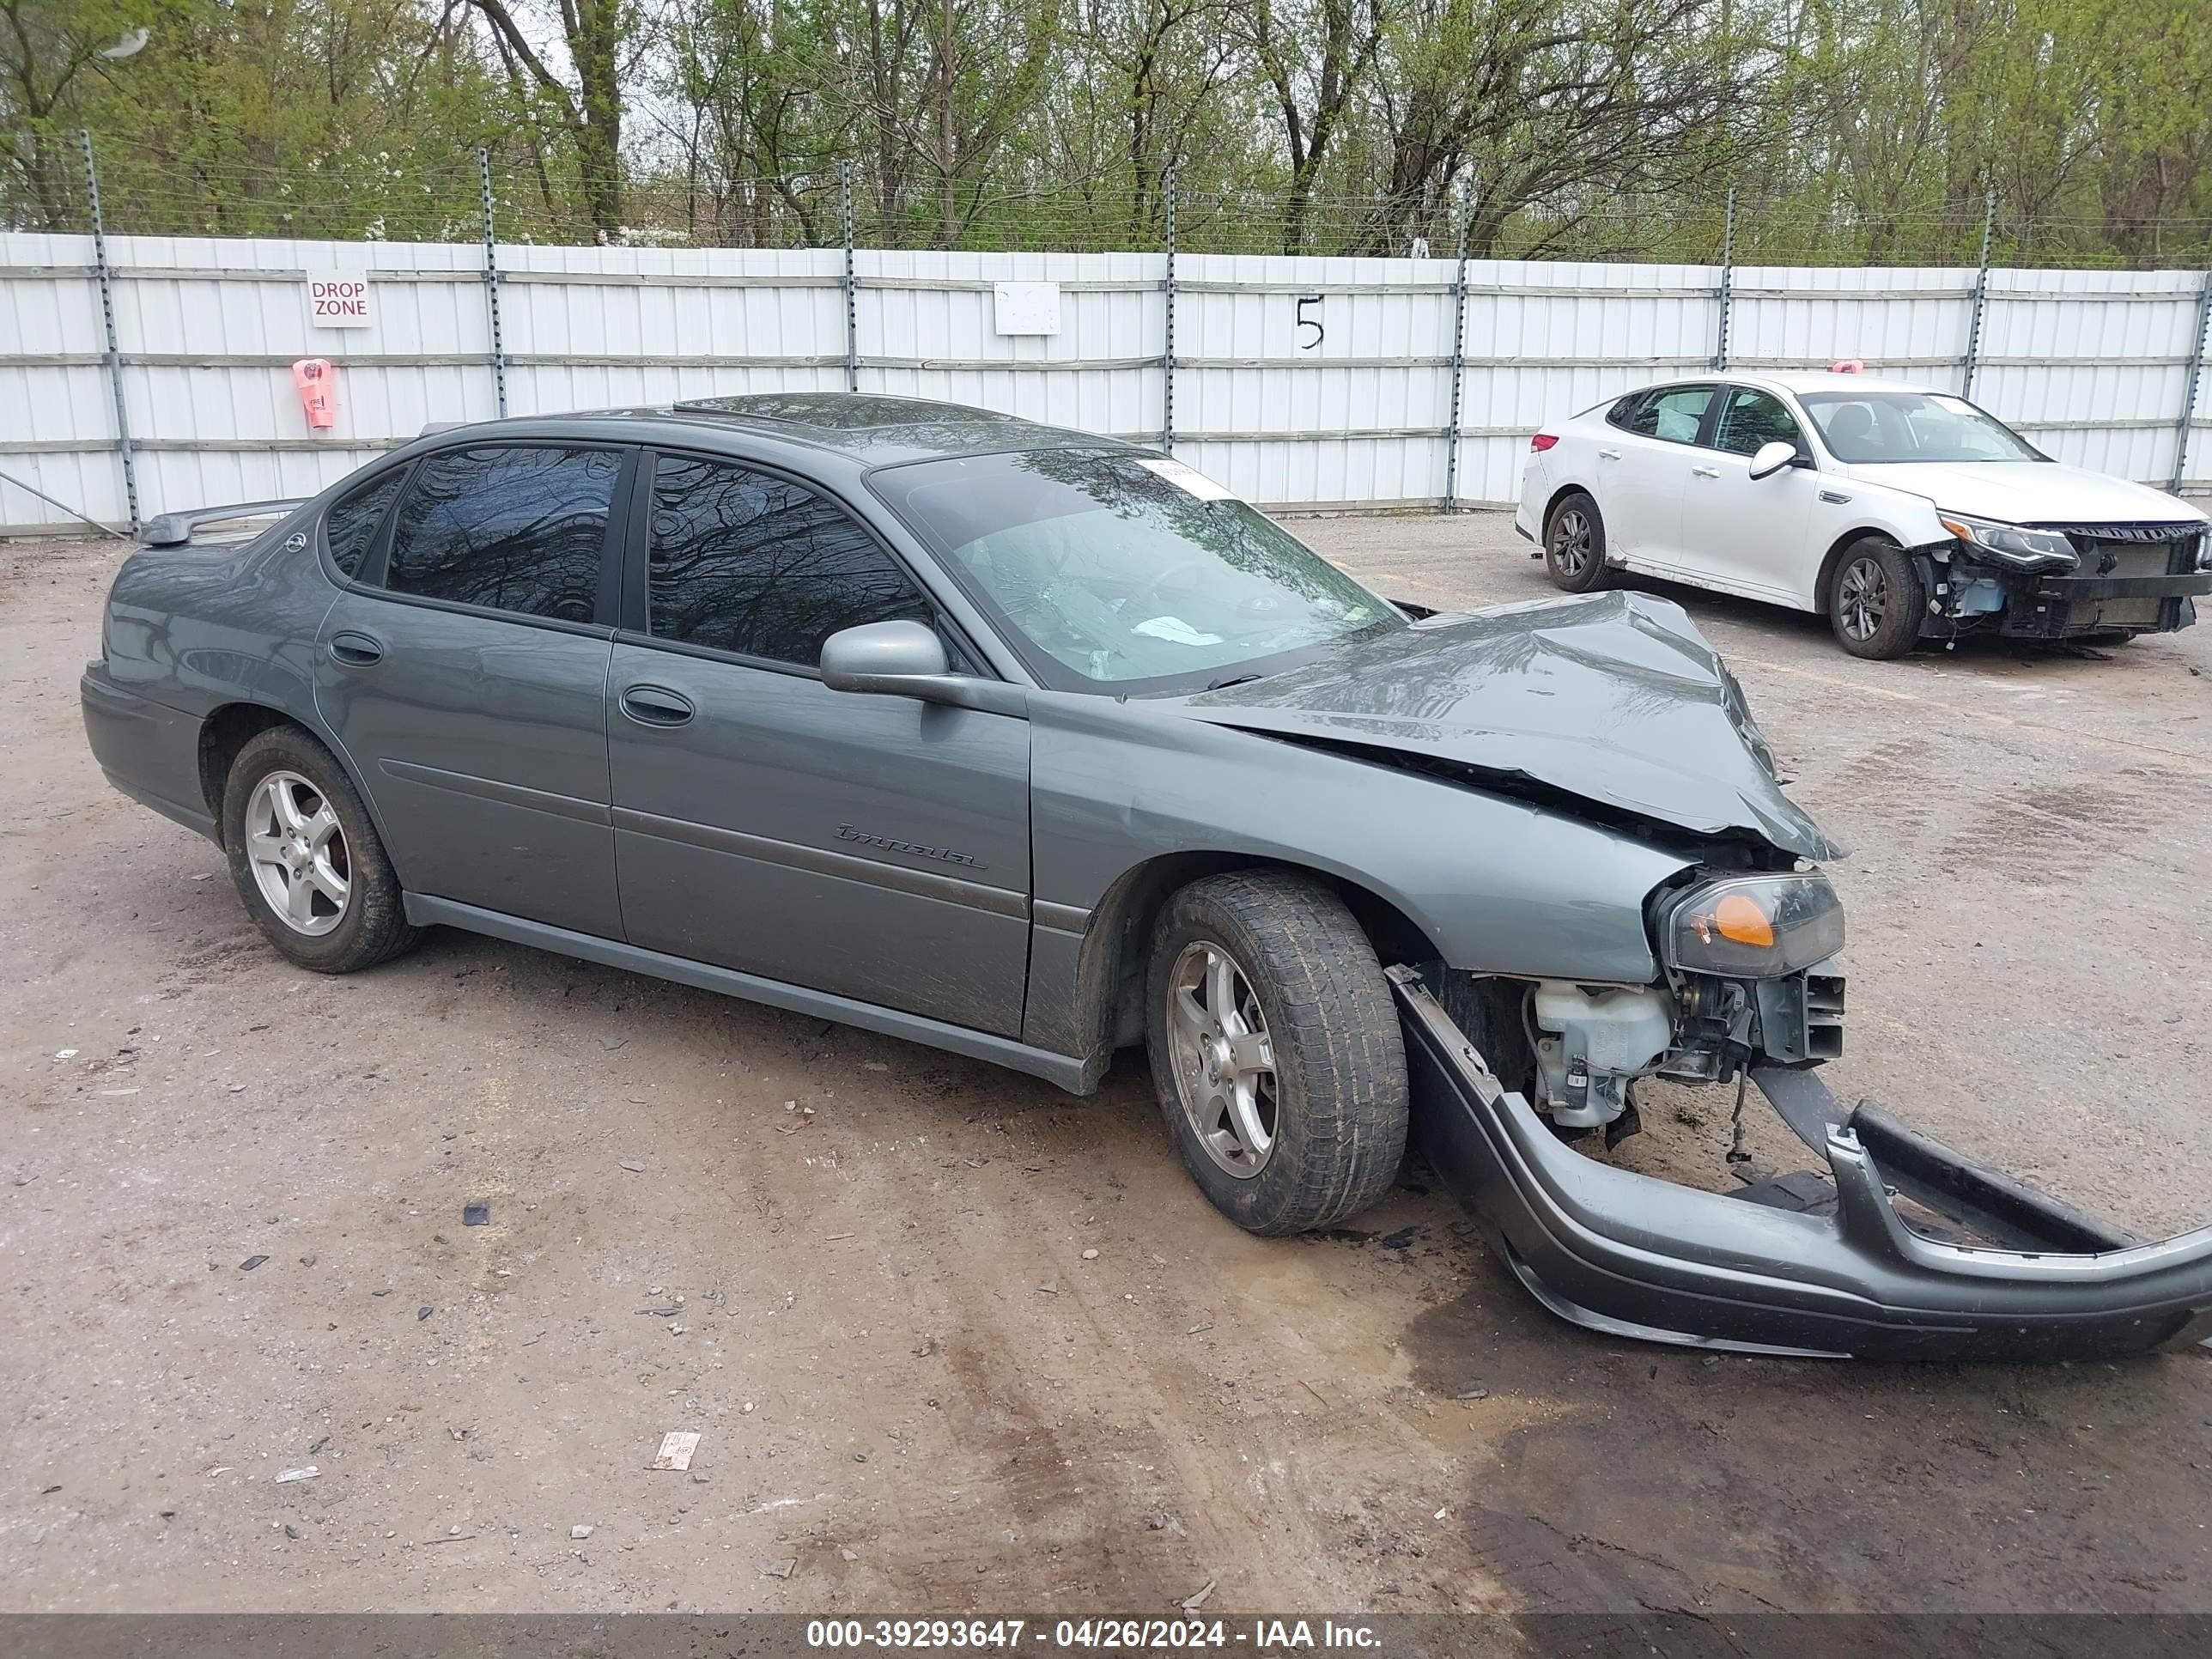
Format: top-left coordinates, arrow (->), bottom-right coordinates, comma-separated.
647,454 -> 933,667
385,447 -> 621,623
1624,386 -> 1715,443
323,468 -> 405,578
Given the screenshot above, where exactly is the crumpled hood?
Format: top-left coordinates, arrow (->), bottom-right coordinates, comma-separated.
1851,460 -> 2209,527
1180,590 -> 1842,860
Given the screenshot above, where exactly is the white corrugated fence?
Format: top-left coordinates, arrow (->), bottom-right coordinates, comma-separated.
3,230 -> 2209,533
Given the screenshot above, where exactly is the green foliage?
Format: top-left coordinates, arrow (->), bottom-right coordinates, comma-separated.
4,0 -> 2207,264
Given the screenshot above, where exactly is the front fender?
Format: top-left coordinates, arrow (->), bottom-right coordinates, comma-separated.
1829,471 -> 1952,546
1019,690 -> 1692,1060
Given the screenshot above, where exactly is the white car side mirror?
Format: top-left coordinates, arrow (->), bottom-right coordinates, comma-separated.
1748,441 -> 1802,481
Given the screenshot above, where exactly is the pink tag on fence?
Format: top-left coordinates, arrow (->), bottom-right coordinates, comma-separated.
291,358 -> 336,429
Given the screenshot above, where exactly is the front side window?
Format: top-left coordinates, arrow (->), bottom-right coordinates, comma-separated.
1800,391 -> 2044,465
1711,388 -> 1803,457
323,468 -> 406,578
1623,386 -> 1716,444
872,448 -> 1403,692
647,454 -> 933,667
384,446 -> 621,623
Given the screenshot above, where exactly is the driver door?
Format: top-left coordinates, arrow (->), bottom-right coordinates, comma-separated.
1678,386 -> 1822,605
605,451 -> 1033,1038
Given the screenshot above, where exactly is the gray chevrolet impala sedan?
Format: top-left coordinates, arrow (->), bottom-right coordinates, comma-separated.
83,392 -> 2212,1360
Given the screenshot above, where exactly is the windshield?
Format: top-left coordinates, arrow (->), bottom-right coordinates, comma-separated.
871,448 -> 1404,691
1799,390 -> 2044,465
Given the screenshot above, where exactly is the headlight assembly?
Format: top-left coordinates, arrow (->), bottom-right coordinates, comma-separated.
1936,512 -> 2078,574
1662,874 -> 1844,978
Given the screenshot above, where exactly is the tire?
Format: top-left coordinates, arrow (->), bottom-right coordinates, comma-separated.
1542,490 -> 1610,593
1826,537 -> 1924,659
1143,872 -> 1408,1236
221,724 -> 420,974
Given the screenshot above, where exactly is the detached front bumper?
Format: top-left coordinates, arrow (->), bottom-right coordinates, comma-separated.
1391,967 -> 2212,1360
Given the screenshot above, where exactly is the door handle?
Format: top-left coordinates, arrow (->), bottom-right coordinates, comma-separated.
1690,464 -> 1721,478
1596,448 -> 1622,460
328,630 -> 384,666
619,684 -> 696,727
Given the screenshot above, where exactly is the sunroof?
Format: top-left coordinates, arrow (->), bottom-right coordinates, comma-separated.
672,392 -> 1028,431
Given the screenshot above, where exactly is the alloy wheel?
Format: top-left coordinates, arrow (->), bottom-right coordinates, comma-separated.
1550,508 -> 1592,578
245,770 -> 351,937
1164,939 -> 1279,1179
1837,555 -> 1888,642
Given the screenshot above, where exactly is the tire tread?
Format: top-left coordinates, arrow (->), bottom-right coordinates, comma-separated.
1145,871 -> 1408,1236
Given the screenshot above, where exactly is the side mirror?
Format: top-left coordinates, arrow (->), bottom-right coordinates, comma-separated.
1748,441 -> 1802,481
818,620 -> 1028,718
821,619 -> 949,687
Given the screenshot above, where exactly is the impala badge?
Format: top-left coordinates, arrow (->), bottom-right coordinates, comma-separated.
836,823 -> 985,869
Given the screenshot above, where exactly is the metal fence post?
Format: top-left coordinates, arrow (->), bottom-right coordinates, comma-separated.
477,149 -> 507,418
1442,193 -> 1471,513
1961,190 -> 1996,398
1712,187 -> 1735,371
839,161 -> 859,393
1161,165 -> 1178,453
2172,268 -> 2212,495
79,131 -> 138,532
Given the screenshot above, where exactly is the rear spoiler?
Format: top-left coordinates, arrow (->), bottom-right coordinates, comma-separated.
142,499 -> 311,548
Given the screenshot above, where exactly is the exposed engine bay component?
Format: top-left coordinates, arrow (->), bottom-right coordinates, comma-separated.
1529,981 -> 1672,1130
1390,965 -> 2212,1360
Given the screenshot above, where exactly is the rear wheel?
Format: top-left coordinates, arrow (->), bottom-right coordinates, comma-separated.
222,725 -> 420,974
1542,492 -> 1610,593
1826,538 -> 1924,659
1144,872 -> 1407,1236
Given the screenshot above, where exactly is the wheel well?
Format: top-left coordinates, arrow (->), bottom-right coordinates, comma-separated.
1088,853 -> 1444,1053
1540,482 -> 1592,538
197,704 -> 302,819
1814,530 -> 1895,615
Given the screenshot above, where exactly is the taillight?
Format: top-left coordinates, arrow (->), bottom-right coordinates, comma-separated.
1529,433 -> 1559,452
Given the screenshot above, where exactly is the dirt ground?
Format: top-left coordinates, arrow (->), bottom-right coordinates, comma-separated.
3,515 -> 2209,1619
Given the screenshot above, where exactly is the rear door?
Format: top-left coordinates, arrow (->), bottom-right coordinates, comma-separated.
1676,385 -> 1822,605
315,442 -> 631,939
606,449 -> 1032,1037
1601,384 -> 1717,567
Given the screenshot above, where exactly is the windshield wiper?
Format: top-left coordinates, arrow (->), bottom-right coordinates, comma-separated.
1205,672 -> 1264,691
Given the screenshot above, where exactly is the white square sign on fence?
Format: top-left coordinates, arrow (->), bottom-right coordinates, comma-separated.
307,273 -> 374,329
993,281 -> 1060,336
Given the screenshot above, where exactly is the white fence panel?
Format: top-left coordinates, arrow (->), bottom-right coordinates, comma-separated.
4,228 -> 2208,532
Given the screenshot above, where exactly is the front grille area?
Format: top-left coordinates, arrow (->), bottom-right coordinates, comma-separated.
1993,520 -> 2209,636
2037,521 -> 2206,576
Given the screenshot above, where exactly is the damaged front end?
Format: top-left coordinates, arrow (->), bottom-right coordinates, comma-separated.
1917,520 -> 2211,642
1391,964 -> 2212,1361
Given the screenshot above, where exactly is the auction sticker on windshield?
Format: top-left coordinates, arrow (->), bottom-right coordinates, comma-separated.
1135,457 -> 1237,500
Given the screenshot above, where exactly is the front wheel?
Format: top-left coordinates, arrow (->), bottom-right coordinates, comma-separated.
1143,872 -> 1408,1236
1827,538 -> 1925,659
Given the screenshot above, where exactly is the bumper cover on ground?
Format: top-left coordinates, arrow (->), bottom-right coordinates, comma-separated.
1390,967 -> 2212,1360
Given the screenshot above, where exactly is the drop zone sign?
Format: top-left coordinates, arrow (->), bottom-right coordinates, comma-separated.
307,274 -> 374,329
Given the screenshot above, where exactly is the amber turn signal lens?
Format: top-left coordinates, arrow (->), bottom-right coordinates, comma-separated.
1713,893 -> 1776,947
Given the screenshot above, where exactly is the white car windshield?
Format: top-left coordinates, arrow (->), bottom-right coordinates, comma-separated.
1800,390 -> 2044,465
872,448 -> 1403,691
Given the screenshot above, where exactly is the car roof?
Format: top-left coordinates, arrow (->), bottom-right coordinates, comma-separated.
1612,370 -> 1942,401
404,392 -> 1126,471
1729,370 -> 1941,398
